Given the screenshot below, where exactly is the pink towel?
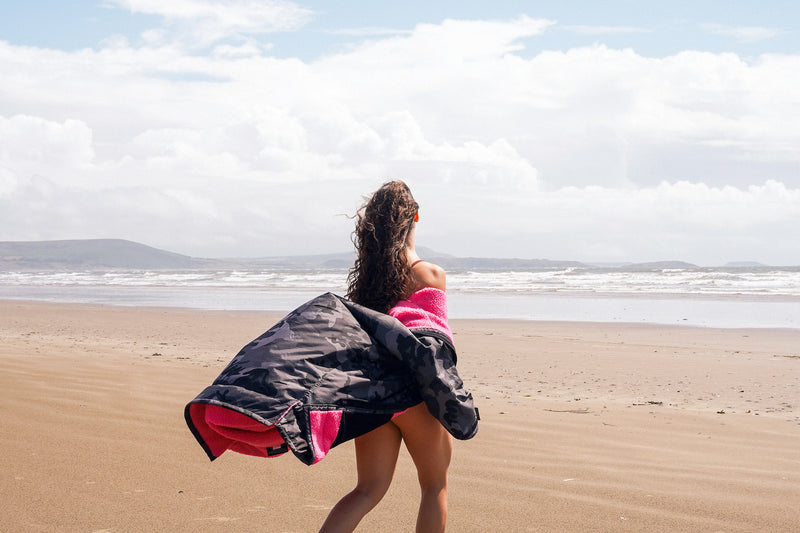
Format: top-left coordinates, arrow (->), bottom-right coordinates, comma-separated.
388,287 -> 453,342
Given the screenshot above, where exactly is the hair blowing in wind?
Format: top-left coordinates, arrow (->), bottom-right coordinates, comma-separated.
346,181 -> 419,313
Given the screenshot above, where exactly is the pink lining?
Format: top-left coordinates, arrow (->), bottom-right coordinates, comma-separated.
388,287 -> 453,342
189,403 -> 287,458
309,410 -> 343,464
188,403 -> 344,462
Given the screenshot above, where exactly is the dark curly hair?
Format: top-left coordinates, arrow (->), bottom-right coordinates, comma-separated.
346,180 -> 419,313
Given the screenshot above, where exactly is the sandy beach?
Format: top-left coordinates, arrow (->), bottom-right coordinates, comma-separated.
1,300 -> 799,532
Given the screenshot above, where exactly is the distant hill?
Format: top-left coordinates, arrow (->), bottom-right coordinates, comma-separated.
0,239 -> 588,271
428,256 -> 585,270
621,261 -> 699,270
221,252 -> 355,269
0,239 -> 208,269
0,239 -> 714,271
724,261 -> 766,268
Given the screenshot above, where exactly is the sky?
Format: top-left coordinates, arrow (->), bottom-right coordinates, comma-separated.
1,1 -> 799,266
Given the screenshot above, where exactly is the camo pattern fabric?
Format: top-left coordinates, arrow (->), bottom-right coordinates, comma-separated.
186,292 -> 478,465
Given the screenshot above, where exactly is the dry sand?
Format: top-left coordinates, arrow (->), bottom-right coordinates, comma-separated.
1,300 -> 798,532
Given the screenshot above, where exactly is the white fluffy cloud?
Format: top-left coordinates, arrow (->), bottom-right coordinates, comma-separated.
106,0 -> 313,46
1,14 -> 799,264
701,23 -> 786,43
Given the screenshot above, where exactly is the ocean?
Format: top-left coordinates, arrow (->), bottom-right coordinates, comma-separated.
1,266 -> 798,329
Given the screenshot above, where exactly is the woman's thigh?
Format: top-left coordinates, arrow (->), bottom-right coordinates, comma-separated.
353,421 -> 403,494
392,403 -> 452,485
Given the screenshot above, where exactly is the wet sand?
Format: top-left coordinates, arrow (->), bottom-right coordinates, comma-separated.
1,300 -> 798,532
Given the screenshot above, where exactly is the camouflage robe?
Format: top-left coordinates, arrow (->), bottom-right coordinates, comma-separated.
185,292 -> 479,466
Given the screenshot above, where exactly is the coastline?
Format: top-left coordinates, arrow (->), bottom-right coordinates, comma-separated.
1,300 -> 799,531
2,284 -> 800,329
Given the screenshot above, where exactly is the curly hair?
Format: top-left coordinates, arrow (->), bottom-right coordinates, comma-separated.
346,180 -> 419,313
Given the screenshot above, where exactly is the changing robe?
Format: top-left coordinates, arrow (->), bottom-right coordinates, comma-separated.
185,292 -> 478,466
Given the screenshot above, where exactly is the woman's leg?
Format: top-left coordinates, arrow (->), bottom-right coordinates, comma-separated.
393,403 -> 452,533
318,422 -> 402,533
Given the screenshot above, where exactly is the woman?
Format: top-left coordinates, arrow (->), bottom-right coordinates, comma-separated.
319,181 -> 451,533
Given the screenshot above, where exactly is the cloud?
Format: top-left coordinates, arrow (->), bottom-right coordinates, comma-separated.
1,15 -> 799,263
341,15 -> 556,60
701,23 -> 786,43
562,24 -> 650,35
419,178 -> 800,265
104,0 -> 314,46
106,0 -> 313,29
0,115 -> 94,171
325,27 -> 414,37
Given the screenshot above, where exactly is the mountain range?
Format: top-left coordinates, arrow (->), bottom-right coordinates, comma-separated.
0,239 -> 756,270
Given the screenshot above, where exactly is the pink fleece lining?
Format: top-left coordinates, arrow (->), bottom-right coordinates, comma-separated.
388,287 -> 453,342
188,403 -> 345,463
309,410 -> 343,464
189,403 -> 287,459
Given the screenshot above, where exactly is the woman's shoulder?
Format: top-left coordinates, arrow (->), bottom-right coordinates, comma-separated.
410,260 -> 446,292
